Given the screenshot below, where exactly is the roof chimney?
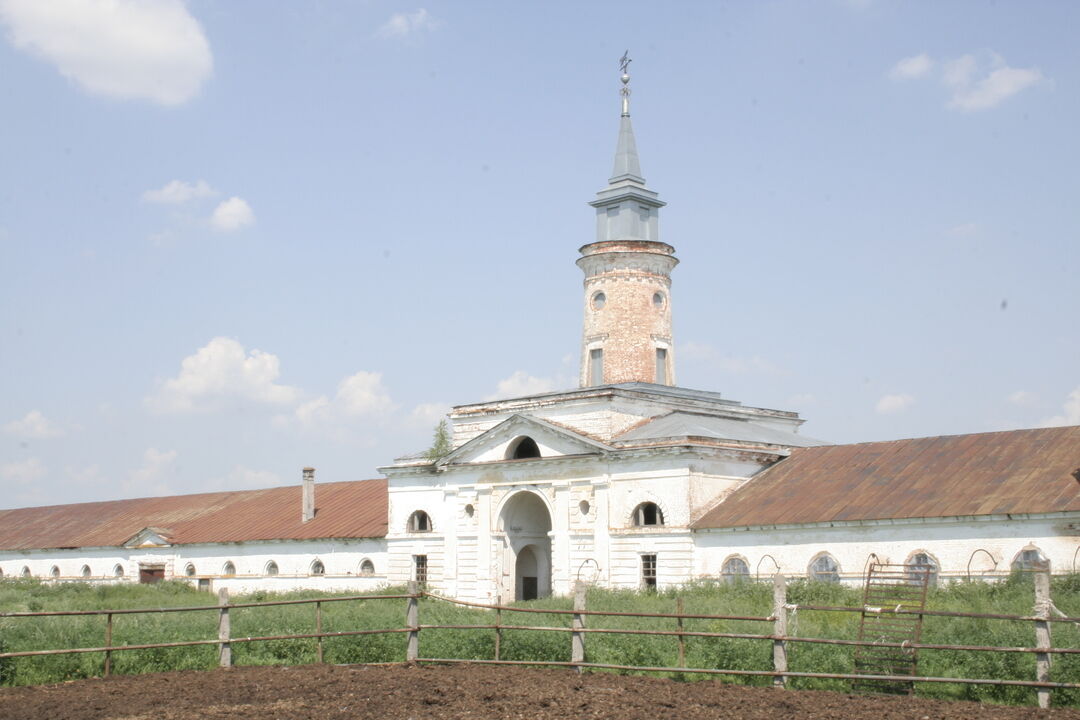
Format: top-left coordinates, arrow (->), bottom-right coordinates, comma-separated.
302,467 -> 316,522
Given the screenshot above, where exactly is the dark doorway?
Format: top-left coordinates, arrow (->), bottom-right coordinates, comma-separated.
139,566 -> 164,584
521,576 -> 538,601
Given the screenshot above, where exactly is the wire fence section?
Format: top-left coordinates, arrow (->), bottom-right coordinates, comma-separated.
2,575 -> 1079,707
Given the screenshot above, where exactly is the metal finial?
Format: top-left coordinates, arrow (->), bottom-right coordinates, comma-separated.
619,51 -> 632,116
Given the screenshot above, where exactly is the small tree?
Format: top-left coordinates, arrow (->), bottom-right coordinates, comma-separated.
426,419 -> 452,461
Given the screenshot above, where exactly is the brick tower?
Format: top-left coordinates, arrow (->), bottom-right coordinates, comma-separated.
578,58 -> 677,387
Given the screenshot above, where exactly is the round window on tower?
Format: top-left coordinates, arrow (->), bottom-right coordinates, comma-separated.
652,292 -> 665,309
592,291 -> 606,310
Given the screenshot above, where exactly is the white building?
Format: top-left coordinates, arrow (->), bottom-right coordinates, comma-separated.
2,67 -> 1078,597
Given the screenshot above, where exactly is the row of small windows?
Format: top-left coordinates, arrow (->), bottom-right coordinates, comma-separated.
184,559 -> 377,577
716,547 -> 1053,585
1,564 -> 126,579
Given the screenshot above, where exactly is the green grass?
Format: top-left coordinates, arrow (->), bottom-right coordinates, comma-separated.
1,575 -> 1078,706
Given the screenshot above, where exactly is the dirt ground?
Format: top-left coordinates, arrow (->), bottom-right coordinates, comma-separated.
1,663 -> 1078,720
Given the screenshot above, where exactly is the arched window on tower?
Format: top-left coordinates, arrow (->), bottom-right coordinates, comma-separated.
506,436 -> 541,460
631,502 -> 664,527
408,510 -> 432,533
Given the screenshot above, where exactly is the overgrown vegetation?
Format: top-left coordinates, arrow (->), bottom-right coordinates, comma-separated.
1,575 -> 1078,706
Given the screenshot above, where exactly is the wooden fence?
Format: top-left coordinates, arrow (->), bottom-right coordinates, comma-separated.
2,575 -> 1078,708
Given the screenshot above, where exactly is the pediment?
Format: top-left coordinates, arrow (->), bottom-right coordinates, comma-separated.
123,526 -> 174,548
437,414 -> 611,468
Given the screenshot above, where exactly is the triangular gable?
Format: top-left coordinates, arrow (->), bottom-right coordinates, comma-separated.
437,414 -> 612,468
123,527 -> 174,548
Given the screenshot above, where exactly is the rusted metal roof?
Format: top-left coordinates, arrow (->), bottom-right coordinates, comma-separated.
692,426 -> 1080,529
0,479 -> 388,551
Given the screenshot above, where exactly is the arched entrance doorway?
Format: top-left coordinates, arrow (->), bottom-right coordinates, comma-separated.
498,491 -> 552,602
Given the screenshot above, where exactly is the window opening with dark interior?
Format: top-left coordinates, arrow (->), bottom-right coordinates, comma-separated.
222,562 -> 236,577
265,561 -> 279,576
905,552 -> 938,587
507,436 -> 541,460
632,502 -> 664,527
414,554 -> 428,585
360,559 -> 375,575
641,554 -> 657,590
1012,546 -> 1050,573
808,553 -> 840,583
310,559 -> 325,575
721,556 -> 750,583
655,348 -> 668,384
408,510 -> 432,532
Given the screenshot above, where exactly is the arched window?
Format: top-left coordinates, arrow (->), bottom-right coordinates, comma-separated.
80,565 -> 91,579
50,565 -> 60,578
905,551 -> 939,587
310,559 -> 325,576
506,436 -> 541,460
185,563 -> 196,577
721,556 -> 750,583
265,561 -> 279,576
359,559 -> 375,576
1011,546 -> 1050,573
808,553 -> 840,583
222,561 -> 236,577
408,510 -> 432,533
631,502 -> 664,527
21,566 -> 31,577
114,564 -> 125,578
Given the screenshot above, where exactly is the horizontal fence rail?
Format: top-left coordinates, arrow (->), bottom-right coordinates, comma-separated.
1,574 -> 1077,707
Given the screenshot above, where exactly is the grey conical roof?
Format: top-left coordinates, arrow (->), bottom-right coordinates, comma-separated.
609,114 -> 645,184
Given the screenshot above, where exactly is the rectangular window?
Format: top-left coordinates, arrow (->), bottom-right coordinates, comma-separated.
414,555 -> 428,585
641,554 -> 657,590
655,348 -> 668,384
590,348 -> 603,386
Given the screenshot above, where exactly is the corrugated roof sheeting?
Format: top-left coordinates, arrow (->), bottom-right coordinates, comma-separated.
692,426 -> 1080,529
0,479 -> 388,550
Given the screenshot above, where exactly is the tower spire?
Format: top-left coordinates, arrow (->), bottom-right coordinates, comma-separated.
578,54 -> 678,388
611,52 -> 643,184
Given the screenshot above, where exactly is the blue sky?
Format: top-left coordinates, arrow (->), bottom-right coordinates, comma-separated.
1,0 -> 1077,509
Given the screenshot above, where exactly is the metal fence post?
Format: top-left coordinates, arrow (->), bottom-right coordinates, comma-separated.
315,601 -> 324,663
406,580 -> 419,663
772,574 -> 788,688
217,587 -> 231,668
1034,570 -> 1052,709
572,580 -> 586,670
676,596 -> 686,669
103,612 -> 113,678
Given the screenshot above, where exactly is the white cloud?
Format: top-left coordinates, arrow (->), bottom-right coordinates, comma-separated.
890,53 -> 933,81
875,393 -> 915,414
942,53 -> 1045,112
1007,390 -> 1038,407
148,337 -> 301,413
0,0 -> 212,105
378,8 -> 436,38
0,457 -> 46,483
1039,386 -> 1080,428
220,465 -> 281,490
3,410 -> 63,438
128,447 -> 177,496
336,371 -> 396,416
142,179 -> 215,205
210,197 -> 255,231
679,341 -> 785,376
486,371 -> 556,401
409,402 -> 450,429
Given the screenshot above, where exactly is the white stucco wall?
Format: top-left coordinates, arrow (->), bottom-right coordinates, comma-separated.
693,513 -> 1080,583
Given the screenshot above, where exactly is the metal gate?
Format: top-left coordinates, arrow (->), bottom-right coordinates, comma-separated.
853,561 -> 930,694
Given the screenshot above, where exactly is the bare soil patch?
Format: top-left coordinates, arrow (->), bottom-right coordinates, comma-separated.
1,663 -> 1078,720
